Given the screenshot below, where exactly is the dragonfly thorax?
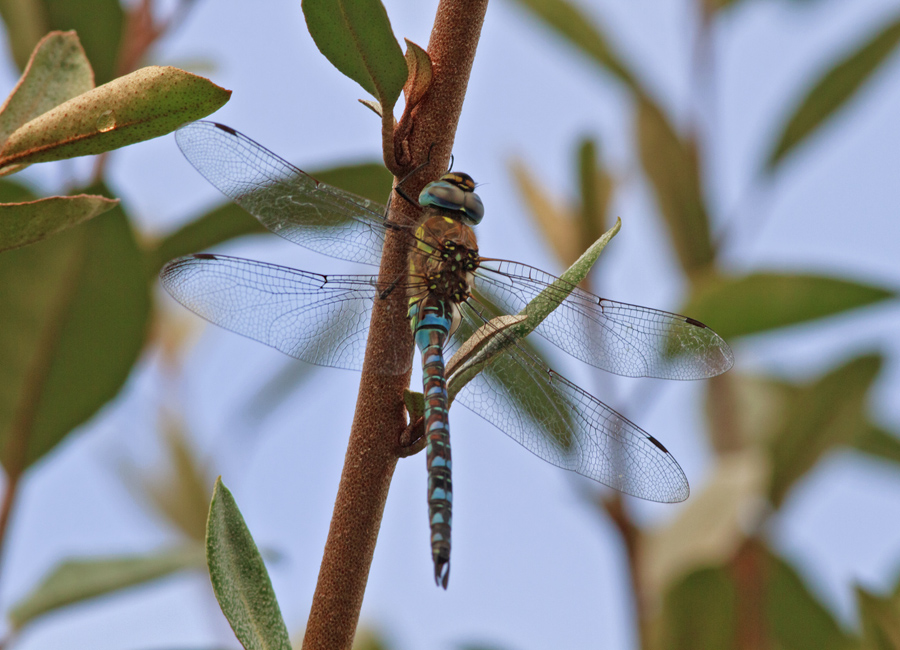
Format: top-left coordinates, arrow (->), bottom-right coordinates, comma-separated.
410,215 -> 479,299
425,240 -> 478,302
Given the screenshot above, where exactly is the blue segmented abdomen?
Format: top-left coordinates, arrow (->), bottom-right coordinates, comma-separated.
410,295 -> 454,589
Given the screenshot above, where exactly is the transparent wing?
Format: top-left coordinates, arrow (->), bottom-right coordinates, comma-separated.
450,306 -> 689,503
473,260 -> 734,380
160,254 -> 413,374
175,121 -> 390,266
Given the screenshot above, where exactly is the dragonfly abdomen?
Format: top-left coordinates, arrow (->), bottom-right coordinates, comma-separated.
411,295 -> 455,589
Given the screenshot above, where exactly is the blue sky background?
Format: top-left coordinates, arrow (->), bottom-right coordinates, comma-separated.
2,0 -> 900,648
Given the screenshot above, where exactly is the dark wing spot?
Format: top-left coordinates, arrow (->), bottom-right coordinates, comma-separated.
647,435 -> 671,454
684,316 -> 708,328
193,253 -> 218,259
213,123 -> 237,135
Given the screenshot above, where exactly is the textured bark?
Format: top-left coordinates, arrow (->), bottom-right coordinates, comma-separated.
302,2 -> 488,648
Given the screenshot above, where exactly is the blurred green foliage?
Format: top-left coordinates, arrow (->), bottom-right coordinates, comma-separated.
510,0 -> 900,648
0,0 -> 898,648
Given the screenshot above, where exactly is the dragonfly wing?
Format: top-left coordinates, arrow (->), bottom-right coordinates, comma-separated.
176,121 -> 390,266
449,307 -> 689,503
474,260 -> 734,380
160,254 -> 412,374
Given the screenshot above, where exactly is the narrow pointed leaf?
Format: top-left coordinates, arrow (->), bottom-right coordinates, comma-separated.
302,0 -> 407,109
447,315 -> 527,398
855,423 -> 900,466
403,389 -> 425,420
769,354 -> 882,506
8,546 -> 206,629
0,194 -> 118,252
207,478 -> 291,650
0,67 -> 231,170
0,187 -> 150,475
510,0 -> 638,89
576,137 -> 612,247
359,98 -> 383,117
767,15 -> 900,169
509,158 -> 580,266
141,420 -> 212,542
447,220 -> 619,400
683,273 -> 894,340
518,217 -> 620,332
0,31 -> 94,145
858,586 -> 900,650
403,38 -> 432,109
636,96 -> 714,274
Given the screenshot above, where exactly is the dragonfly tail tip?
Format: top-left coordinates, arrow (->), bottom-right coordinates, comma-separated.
434,559 -> 450,589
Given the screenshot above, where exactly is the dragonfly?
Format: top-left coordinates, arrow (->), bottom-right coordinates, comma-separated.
160,121 -> 734,588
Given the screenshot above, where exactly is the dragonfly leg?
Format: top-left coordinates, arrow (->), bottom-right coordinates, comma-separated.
391,143 -> 440,210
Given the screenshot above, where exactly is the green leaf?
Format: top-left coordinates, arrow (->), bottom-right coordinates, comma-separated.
518,217 -> 620,333
655,565 -> 736,650
403,38 -> 432,110
509,157 -> 580,267
43,0 -> 124,86
303,0 -> 376,97
8,546 -> 206,629
140,419 -> 213,543
403,389 -> 424,420
0,1 -> 49,74
0,66 -> 231,171
766,551 -> 852,650
767,15 -> 900,169
0,194 -> 118,252
146,161 -> 390,276
313,161 -> 393,204
302,0 -> 407,109
146,203 -> 264,277
207,478 -> 291,650
683,273 -> 894,340
769,354 -> 883,506
855,423 -> 900,466
0,187 -> 150,476
635,96 -> 714,274
0,177 -> 36,203
509,0 -> 638,89
443,225 -> 621,459
446,219 -> 621,399
576,137 -> 612,250
0,31 -> 94,146
858,585 -> 900,650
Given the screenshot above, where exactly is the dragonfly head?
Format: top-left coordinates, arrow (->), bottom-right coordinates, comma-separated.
419,172 -> 484,225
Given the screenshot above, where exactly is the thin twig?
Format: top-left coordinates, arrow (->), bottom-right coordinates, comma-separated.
301,2 -> 489,648
0,475 -> 20,566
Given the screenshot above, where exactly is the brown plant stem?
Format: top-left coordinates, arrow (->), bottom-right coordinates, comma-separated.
302,2 -> 488,649
732,538 -> 769,650
604,493 -> 649,648
0,475 -> 20,568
